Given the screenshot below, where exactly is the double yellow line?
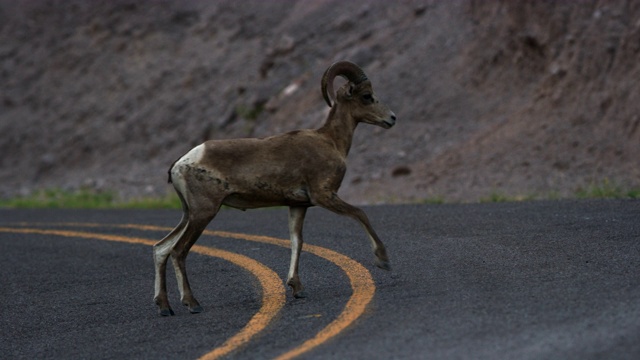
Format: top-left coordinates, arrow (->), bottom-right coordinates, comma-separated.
0,223 -> 376,359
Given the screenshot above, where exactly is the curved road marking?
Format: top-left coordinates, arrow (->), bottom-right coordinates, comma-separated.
0,226 -> 285,360
8,222 -> 377,359
114,224 -> 377,360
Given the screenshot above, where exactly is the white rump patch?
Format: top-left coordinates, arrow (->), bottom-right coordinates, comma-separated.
170,143 -> 206,197
175,143 -> 205,167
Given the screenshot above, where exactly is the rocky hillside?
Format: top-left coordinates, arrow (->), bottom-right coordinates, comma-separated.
1,0 -> 639,204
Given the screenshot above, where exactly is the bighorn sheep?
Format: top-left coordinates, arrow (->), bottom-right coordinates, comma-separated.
153,61 -> 396,316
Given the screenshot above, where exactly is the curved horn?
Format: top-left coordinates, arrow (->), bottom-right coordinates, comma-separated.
321,61 -> 368,107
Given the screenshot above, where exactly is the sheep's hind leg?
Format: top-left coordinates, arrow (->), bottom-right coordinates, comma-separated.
153,217 -> 188,316
167,193 -> 223,314
313,193 -> 391,270
169,208 -> 218,314
287,206 -> 308,298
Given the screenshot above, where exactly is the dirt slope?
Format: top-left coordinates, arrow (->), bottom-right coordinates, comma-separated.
1,0 -> 638,204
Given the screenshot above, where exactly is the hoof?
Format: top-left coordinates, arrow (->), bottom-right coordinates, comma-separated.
293,291 -> 307,299
375,259 -> 391,271
287,278 -> 305,299
189,305 -> 204,314
159,308 -> 175,317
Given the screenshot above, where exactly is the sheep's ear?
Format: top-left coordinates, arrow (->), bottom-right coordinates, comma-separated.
346,83 -> 355,97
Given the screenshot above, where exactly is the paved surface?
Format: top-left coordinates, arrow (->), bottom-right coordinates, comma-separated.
1,200 -> 639,359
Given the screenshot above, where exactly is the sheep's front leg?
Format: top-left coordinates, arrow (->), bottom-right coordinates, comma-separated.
314,193 -> 391,270
287,206 -> 308,298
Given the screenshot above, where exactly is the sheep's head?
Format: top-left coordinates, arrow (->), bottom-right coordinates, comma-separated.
321,61 -> 396,129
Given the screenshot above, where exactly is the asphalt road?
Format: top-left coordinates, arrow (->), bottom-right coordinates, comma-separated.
1,200 -> 639,359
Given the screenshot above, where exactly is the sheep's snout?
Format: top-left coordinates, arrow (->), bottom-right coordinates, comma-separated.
383,112 -> 397,128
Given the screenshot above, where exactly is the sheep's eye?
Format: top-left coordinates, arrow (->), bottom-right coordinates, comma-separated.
362,94 -> 373,102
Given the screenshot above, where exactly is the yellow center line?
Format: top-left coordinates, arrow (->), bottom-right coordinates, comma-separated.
0,226 -> 285,360
192,244 -> 284,360
6,222 -> 377,359
114,224 -> 376,360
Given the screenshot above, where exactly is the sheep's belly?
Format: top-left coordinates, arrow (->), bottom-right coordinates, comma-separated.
222,187 -> 312,210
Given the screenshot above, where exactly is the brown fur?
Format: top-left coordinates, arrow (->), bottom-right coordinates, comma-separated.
152,61 -> 396,315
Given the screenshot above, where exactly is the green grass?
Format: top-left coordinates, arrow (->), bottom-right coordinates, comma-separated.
236,102 -> 264,121
628,189 -> 640,198
446,181 -> 639,204
479,191 -> 512,203
575,179 -> 639,199
2,181 -> 639,209
478,191 -> 536,203
420,196 -> 445,205
0,188 -> 182,209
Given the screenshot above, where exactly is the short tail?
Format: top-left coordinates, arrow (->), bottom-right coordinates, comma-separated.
167,157 -> 180,184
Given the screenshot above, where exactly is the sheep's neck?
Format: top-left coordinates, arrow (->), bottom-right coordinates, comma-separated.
318,107 -> 358,157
